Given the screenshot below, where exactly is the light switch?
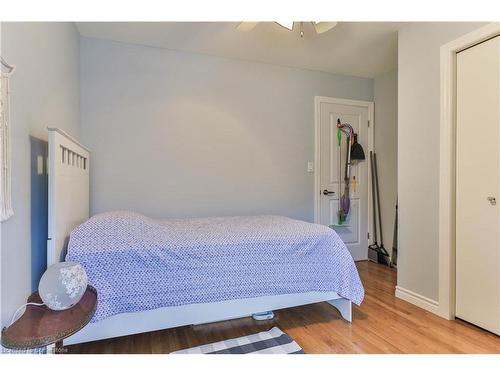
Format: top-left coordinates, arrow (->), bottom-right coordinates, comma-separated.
307,161 -> 314,173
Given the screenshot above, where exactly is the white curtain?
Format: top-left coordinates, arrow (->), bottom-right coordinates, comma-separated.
0,72 -> 14,221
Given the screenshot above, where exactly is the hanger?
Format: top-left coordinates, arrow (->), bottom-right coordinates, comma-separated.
1,56 -> 16,75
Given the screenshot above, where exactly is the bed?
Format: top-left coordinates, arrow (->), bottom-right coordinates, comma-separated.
47,128 -> 364,346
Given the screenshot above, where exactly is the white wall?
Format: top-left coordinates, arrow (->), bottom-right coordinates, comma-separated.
0,23 -> 80,327
374,70 -> 397,255
397,22 -> 486,303
81,37 -> 373,222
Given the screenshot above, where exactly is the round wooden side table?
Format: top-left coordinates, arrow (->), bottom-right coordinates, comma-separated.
1,285 -> 97,353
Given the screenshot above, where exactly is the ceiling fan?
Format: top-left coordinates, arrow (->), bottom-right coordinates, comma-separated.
236,21 -> 338,37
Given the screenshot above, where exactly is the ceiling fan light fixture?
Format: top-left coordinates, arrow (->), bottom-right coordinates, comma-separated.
275,21 -> 294,31
313,22 -> 338,34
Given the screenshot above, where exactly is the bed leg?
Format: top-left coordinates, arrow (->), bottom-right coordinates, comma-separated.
327,298 -> 352,322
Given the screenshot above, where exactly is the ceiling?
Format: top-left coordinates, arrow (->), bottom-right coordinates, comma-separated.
76,22 -> 406,78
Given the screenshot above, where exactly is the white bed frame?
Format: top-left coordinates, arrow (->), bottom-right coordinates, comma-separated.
47,128 -> 353,346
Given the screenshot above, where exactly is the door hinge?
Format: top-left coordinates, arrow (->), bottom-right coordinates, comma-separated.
368,120 -> 370,127
367,232 -> 370,239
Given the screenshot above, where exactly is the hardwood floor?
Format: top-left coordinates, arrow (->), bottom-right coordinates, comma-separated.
66,261 -> 500,354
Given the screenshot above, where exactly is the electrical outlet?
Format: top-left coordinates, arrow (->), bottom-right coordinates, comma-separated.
307,161 -> 314,173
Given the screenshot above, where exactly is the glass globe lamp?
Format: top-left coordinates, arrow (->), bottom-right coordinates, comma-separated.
39,262 -> 88,310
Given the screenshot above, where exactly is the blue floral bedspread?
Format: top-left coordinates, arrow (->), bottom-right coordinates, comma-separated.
66,211 -> 364,322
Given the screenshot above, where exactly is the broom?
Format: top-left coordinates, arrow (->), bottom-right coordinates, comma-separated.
373,153 -> 390,265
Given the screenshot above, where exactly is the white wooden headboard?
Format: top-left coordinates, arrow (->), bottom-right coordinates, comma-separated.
47,128 -> 90,266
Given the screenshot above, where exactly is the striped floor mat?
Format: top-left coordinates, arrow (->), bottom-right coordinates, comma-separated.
172,327 -> 304,354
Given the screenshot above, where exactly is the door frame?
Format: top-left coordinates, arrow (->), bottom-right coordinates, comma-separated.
438,23 -> 500,320
313,96 -> 374,239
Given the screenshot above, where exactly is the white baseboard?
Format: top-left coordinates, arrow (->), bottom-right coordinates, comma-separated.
395,285 -> 442,317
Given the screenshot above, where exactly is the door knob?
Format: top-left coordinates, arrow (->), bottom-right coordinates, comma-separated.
487,196 -> 496,205
323,190 -> 335,196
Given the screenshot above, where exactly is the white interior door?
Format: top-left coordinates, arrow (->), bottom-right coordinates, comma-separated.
316,98 -> 372,261
455,35 -> 500,335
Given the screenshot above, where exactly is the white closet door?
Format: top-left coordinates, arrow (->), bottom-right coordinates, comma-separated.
456,35 -> 500,335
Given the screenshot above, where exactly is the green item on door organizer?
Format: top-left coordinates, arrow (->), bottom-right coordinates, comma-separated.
337,210 -> 347,225
337,127 -> 342,146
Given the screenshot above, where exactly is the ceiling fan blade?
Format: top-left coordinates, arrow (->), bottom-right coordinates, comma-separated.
275,21 -> 294,31
236,22 -> 259,32
313,22 -> 338,34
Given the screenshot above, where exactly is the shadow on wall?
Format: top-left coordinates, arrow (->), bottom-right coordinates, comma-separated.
30,136 -> 48,291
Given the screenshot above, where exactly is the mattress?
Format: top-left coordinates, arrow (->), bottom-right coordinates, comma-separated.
66,211 -> 364,322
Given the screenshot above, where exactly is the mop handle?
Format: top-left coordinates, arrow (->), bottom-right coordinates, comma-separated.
374,152 -> 384,244
370,151 -> 378,243
337,121 -> 354,183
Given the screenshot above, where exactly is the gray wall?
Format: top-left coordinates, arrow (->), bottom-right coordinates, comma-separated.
397,22 -> 486,302
373,70 -> 397,255
81,37 -> 373,222
0,23 -> 80,327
